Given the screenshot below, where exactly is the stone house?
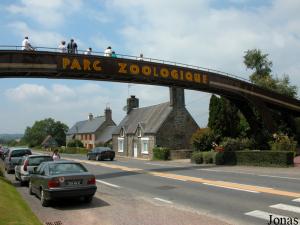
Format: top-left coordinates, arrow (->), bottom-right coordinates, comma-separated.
66,108 -> 116,149
112,87 -> 199,159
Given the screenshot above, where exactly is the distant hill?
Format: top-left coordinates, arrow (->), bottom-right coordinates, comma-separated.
0,134 -> 23,141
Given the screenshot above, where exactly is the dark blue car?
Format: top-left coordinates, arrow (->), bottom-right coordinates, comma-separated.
87,147 -> 115,161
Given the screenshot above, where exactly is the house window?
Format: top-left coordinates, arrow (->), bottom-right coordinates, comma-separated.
141,137 -> 149,154
137,127 -> 142,137
118,137 -> 124,153
120,128 -> 125,137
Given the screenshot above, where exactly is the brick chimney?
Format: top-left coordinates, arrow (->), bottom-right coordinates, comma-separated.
169,87 -> 185,108
105,107 -> 112,121
88,113 -> 93,121
127,95 -> 139,114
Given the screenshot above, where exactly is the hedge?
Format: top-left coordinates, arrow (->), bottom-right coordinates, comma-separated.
153,147 -> 170,160
58,147 -> 87,154
191,152 -> 203,164
215,150 -> 294,167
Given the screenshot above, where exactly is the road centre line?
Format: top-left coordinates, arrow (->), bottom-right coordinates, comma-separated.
65,157 -> 300,198
198,168 -> 300,181
203,183 -> 260,193
270,204 -> 300,214
154,197 -> 173,204
96,180 -> 121,188
245,210 -> 290,221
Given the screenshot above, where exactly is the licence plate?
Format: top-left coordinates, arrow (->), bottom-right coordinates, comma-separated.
67,180 -> 82,185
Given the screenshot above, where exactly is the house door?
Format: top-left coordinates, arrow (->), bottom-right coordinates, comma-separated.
133,142 -> 138,158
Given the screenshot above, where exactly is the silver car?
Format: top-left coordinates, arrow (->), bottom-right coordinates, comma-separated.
29,160 -> 97,207
4,147 -> 32,173
15,154 -> 53,185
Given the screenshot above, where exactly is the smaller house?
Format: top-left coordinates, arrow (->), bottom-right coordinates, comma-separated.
41,135 -> 58,149
112,88 -> 199,159
66,108 -> 116,149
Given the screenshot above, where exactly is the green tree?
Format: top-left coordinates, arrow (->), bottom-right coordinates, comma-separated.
208,95 -> 240,138
244,49 -> 273,83
22,118 -> 68,147
243,48 -> 298,98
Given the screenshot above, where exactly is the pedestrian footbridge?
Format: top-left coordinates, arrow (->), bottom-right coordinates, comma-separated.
0,47 -> 299,132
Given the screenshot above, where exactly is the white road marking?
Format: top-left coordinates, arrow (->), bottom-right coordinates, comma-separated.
153,197 -> 173,204
203,183 -> 260,193
293,198 -> 300,202
96,180 -> 121,188
163,176 -> 187,182
198,168 -> 300,181
146,162 -> 181,167
245,210 -> 290,221
270,203 -> 300,214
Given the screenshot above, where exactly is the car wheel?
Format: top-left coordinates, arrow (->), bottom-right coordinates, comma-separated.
84,195 -> 93,203
40,189 -> 50,207
110,157 -> 114,161
20,180 -> 26,186
87,155 -> 91,160
28,181 -> 34,195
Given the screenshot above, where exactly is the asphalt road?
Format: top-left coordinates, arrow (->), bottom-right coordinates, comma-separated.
61,153 -> 300,225
3,152 -> 300,225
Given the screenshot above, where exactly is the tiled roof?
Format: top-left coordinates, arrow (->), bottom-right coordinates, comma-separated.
95,125 -> 117,143
67,116 -> 105,134
113,102 -> 172,135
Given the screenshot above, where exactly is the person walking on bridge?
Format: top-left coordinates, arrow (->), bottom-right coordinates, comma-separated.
104,46 -> 112,57
84,47 -> 92,55
67,38 -> 78,54
58,40 -> 67,53
22,36 -> 34,51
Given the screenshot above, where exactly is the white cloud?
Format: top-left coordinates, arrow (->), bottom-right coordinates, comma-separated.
6,0 -> 83,28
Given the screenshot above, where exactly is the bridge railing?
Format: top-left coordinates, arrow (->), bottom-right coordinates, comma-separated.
0,45 -> 250,83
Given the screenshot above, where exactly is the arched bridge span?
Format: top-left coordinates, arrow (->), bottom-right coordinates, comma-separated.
0,49 -> 299,132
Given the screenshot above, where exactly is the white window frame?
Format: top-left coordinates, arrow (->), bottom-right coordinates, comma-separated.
141,137 -> 149,154
118,137 -> 124,153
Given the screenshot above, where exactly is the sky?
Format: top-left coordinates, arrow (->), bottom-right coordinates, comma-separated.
0,0 -> 299,134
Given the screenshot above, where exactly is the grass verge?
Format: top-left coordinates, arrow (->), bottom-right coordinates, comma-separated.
0,166 -> 42,225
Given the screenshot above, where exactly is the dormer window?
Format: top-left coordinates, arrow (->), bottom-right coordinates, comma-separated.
120,128 -> 125,137
137,127 -> 142,137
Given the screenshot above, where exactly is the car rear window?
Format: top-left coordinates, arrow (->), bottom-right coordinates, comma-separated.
11,149 -> 32,157
49,163 -> 87,175
28,156 -> 53,166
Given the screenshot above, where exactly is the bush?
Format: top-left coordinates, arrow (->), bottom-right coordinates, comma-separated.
215,152 -> 225,165
58,147 -> 87,154
220,137 -> 255,152
191,152 -> 203,164
270,134 -> 297,152
153,147 -> 170,160
202,151 -> 216,164
235,150 -> 294,167
191,128 -> 216,152
67,139 -> 84,148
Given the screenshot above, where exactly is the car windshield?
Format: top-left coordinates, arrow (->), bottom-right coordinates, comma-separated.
49,163 -> 87,175
11,149 -> 31,157
28,156 -> 53,166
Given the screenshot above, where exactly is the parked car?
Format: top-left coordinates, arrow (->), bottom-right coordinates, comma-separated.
0,147 -> 9,160
15,154 -> 53,185
4,147 -> 32,174
29,160 -> 97,207
87,147 -> 115,161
